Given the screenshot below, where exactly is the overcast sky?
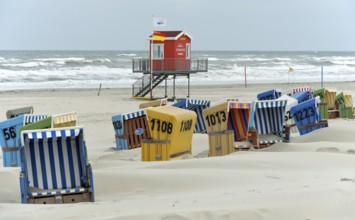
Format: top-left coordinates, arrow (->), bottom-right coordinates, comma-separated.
0,0 -> 354,51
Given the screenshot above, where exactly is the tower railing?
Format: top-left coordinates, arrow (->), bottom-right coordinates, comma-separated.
132,58 -> 208,73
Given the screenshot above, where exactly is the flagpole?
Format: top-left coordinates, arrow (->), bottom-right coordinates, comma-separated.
150,16 -> 154,100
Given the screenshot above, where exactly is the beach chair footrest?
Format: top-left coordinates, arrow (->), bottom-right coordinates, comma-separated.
27,191 -> 92,204
28,187 -> 87,198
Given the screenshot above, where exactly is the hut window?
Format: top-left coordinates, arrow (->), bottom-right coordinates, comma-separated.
153,44 -> 164,59
186,44 -> 191,59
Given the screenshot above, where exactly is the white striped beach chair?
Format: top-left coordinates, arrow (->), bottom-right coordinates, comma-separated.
0,114 -> 48,167
20,127 -> 94,204
112,109 -> 151,150
172,98 -> 210,133
249,100 -> 287,148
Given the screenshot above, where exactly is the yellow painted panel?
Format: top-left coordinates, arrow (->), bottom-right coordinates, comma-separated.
202,102 -> 228,133
53,112 -> 77,128
324,89 -> 337,110
208,131 -> 234,157
146,106 -> 196,157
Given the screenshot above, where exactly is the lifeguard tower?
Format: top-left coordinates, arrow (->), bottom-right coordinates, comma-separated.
132,31 -> 208,100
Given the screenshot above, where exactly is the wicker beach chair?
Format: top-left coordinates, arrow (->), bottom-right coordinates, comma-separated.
112,109 -> 150,150
335,92 -> 353,119
139,98 -> 168,109
6,106 -> 34,119
227,102 -> 253,150
277,95 -> 299,142
289,97 -> 328,135
172,98 -> 210,133
257,89 -> 282,101
249,100 -> 287,148
314,88 -> 338,119
0,114 -> 48,167
20,127 -> 94,204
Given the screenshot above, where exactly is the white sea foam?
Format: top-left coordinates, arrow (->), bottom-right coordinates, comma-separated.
0,51 -> 355,90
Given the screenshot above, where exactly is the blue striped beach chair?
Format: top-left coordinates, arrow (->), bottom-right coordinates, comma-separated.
172,98 -> 210,133
0,114 -> 47,167
112,109 -> 150,150
257,89 -> 282,101
20,127 -> 94,204
289,97 -> 328,135
249,100 -> 287,148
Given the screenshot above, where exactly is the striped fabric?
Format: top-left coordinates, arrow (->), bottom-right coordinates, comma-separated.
253,100 -> 287,135
122,110 -> 146,120
324,89 -> 337,110
24,115 -> 48,126
22,128 -> 86,191
344,92 -> 353,107
186,99 -> 210,133
173,99 -> 210,133
292,87 -> 312,96
53,113 -> 77,128
227,102 -> 252,141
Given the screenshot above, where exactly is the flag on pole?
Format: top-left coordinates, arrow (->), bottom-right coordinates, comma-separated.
153,17 -> 167,28
288,67 -> 294,72
153,31 -> 166,42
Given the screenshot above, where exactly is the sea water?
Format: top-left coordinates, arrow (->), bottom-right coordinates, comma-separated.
0,51 -> 354,90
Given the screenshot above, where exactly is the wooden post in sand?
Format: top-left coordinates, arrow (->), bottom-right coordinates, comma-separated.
98,83 -> 102,96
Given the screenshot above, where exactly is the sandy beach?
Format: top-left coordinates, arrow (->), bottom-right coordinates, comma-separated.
1,81 -> 355,220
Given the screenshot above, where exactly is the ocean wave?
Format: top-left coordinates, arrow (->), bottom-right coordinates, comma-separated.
1,62 -> 47,68
117,53 -> 137,57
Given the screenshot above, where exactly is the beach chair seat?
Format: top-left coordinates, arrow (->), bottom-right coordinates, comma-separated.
139,98 -> 168,109
20,127 -> 94,204
257,89 -> 281,101
249,100 -> 287,148
172,98 -> 210,133
335,92 -> 353,119
6,106 -> 34,119
112,109 -> 150,150
0,114 -> 48,167
289,97 -> 328,135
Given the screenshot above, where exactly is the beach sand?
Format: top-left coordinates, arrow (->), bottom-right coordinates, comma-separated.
1,81 -> 355,220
